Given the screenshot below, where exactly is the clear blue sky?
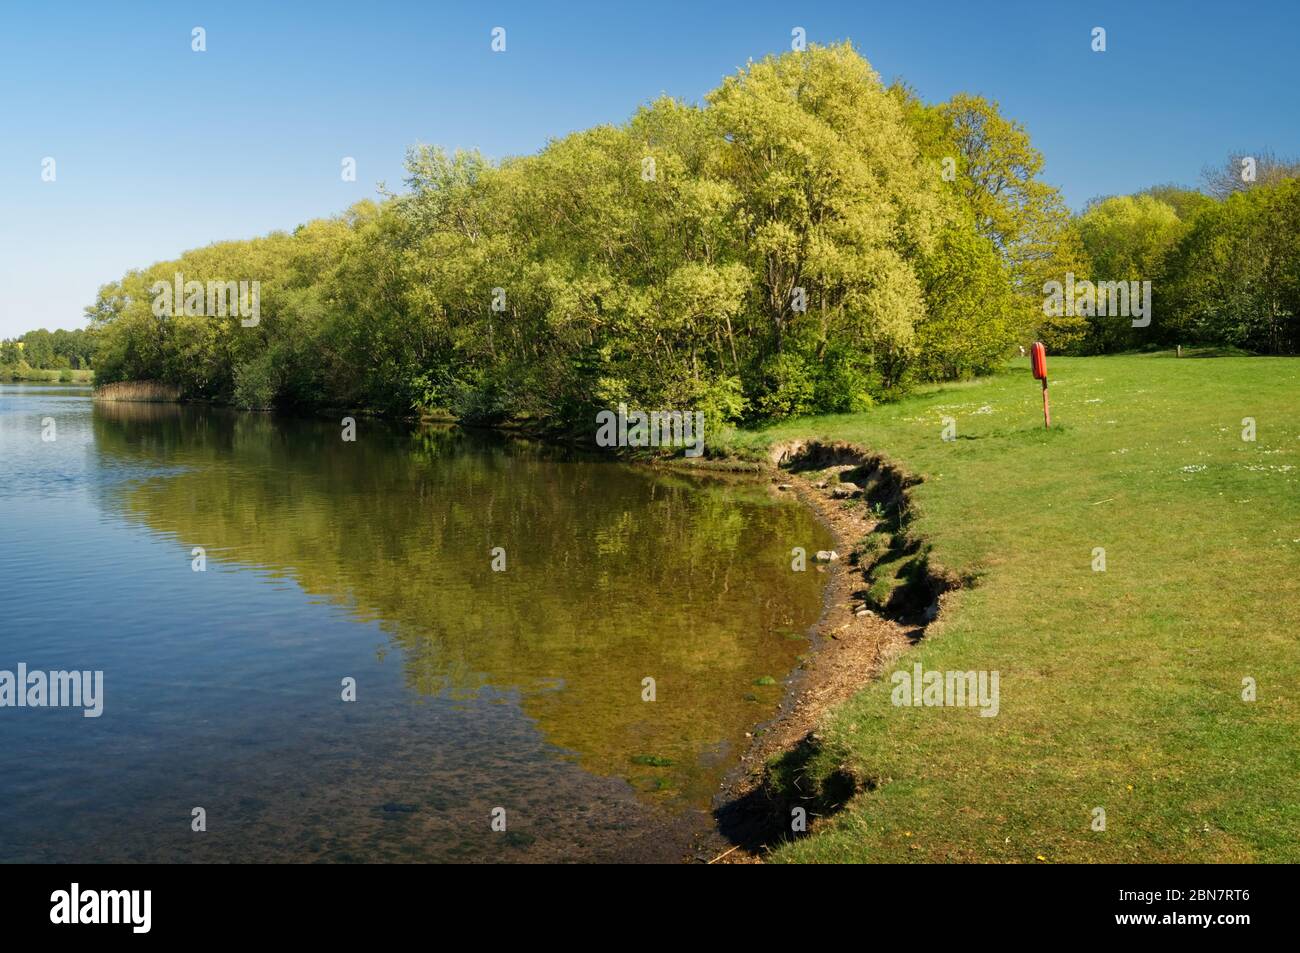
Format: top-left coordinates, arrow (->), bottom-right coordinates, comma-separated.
1,0 -> 1296,337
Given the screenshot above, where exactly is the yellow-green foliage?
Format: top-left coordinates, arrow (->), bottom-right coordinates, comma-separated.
90,45 -> 1076,426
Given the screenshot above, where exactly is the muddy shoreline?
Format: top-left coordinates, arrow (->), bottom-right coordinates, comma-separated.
673,440 -> 952,864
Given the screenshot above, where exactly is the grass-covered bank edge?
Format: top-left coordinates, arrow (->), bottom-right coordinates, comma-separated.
707,353 -> 1300,864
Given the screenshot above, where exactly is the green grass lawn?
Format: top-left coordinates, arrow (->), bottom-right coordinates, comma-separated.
0,365 -> 93,383
738,351 -> 1300,862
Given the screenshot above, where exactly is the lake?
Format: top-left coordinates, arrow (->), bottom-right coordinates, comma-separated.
0,384 -> 832,862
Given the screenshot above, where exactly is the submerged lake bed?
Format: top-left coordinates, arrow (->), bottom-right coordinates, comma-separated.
0,384 -> 832,862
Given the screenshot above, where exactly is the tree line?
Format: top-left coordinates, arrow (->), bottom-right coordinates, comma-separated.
1069,159 -> 1300,355
68,43 -> 1299,430
0,327 -> 97,380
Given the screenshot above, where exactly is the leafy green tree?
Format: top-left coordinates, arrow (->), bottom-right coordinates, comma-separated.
1137,183 -> 1215,222
1163,178 -> 1300,353
87,43 -> 1066,428
914,217 -> 1019,378
898,91 -> 1086,349
709,44 -> 940,389
1075,194 -> 1184,352
21,329 -> 55,368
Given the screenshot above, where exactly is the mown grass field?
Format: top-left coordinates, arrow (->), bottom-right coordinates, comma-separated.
735,352 -> 1300,862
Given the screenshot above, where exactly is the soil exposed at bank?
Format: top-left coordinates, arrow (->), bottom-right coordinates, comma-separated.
678,439 -> 958,864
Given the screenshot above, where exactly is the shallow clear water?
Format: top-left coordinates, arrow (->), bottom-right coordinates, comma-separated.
0,384 -> 832,862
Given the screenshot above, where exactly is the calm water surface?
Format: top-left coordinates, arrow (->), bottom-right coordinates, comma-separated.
0,384 -> 832,862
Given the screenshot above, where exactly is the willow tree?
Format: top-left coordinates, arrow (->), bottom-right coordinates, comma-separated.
706,43 -> 946,401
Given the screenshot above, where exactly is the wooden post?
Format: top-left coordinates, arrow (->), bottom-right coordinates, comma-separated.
1041,378 -> 1051,429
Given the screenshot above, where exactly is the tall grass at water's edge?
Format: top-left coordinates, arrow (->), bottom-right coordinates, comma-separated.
92,380 -> 180,402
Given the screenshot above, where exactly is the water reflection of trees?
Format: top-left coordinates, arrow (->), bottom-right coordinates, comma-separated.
92,403 -> 831,805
